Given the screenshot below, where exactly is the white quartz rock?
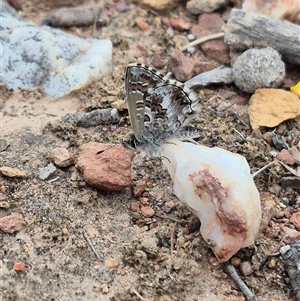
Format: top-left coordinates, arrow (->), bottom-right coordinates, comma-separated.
1,5 -> 112,98
161,140 -> 261,263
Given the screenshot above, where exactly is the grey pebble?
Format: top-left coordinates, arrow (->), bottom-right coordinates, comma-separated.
233,47 -> 285,93
38,163 -> 56,180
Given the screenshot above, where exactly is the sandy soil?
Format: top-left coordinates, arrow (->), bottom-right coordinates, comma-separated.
1,1 -> 299,301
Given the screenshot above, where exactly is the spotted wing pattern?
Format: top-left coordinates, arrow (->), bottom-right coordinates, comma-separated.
124,63 -> 200,156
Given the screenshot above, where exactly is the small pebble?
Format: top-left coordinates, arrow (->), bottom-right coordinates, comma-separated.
231,256 -> 241,267
140,206 -> 154,217
166,27 -> 174,37
140,197 -> 148,205
240,261 -> 253,276
165,200 -> 176,209
105,258 -> 119,269
38,163 -> 56,181
116,1 -> 129,12
135,18 -> 149,31
119,269 -> 126,276
13,261 -> 26,272
187,33 -> 195,41
0,214 -> 23,234
130,201 -> 140,212
187,47 -> 195,54
133,177 -> 148,197
277,149 -> 295,165
62,228 -> 69,235
0,201 -> 10,209
0,166 -> 26,178
161,17 -> 170,27
268,258 -> 276,268
50,147 -> 74,167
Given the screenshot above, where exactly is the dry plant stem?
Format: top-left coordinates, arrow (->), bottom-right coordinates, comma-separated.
252,162 -> 275,178
83,230 -> 101,260
155,213 -> 181,223
170,222 -> 177,251
179,32 -> 224,51
132,287 -> 150,301
225,264 -> 257,301
47,177 -> 60,183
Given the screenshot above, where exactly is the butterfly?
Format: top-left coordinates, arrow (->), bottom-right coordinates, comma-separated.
123,63 -> 201,157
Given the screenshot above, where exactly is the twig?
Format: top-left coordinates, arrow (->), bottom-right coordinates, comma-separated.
251,161 -> 275,178
233,128 -> 245,140
155,213 -> 181,223
47,177 -> 60,183
179,32 -> 224,51
83,230 -> 101,260
167,268 -> 175,280
132,287 -> 150,301
104,237 -> 121,244
224,264 -> 257,301
170,222 -> 177,252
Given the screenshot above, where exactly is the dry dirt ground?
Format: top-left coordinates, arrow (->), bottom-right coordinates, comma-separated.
1,1 -> 300,301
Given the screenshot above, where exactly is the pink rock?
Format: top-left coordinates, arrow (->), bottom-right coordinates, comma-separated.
165,200 -> 176,209
140,197 -> 148,205
13,261 -> 26,272
161,17 -> 171,27
152,55 -> 165,69
0,214 -> 23,234
283,211 -> 291,219
135,18 -> 149,31
115,1 -> 129,12
141,206 -> 154,217
132,176 -> 148,197
191,14 -> 230,64
235,95 -> 248,105
260,199 -> 276,231
134,50 -> 142,59
50,147 -> 74,167
280,225 -> 300,241
77,142 -> 135,191
169,18 -> 191,30
240,261 -> 253,276
137,42 -> 147,51
277,149 -> 295,165
201,41 -> 230,64
192,60 -> 216,75
290,212 -> 300,230
169,49 -> 194,82
130,201 -> 140,212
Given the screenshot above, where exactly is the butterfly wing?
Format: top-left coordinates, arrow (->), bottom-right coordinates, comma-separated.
125,63 -> 167,140
125,63 -> 200,140
143,82 -> 199,135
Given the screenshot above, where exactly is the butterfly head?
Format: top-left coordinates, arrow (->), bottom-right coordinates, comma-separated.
122,133 -> 163,157
122,134 -> 140,150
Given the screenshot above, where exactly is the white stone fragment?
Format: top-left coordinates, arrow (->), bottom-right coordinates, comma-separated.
1,9 -> 112,98
161,140 -> 261,263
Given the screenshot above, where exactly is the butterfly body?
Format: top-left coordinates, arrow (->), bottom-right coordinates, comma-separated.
124,63 -> 201,157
